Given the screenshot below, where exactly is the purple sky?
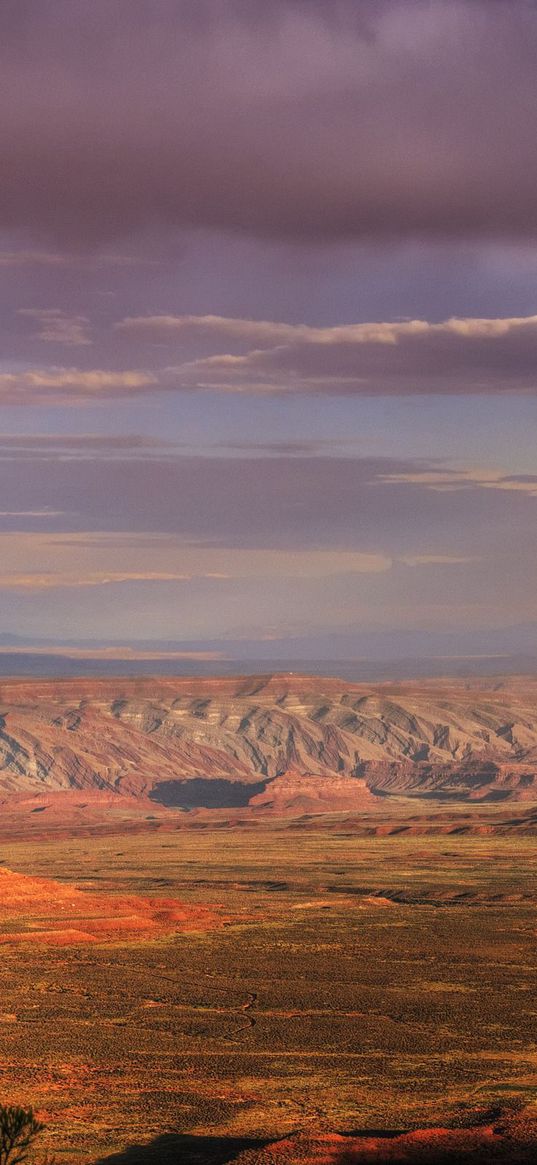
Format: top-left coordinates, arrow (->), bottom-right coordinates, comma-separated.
1,0 -> 537,666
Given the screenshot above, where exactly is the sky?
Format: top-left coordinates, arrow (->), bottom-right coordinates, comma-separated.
1,0 -> 537,669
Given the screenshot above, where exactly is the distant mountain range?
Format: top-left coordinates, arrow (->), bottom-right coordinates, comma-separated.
0,645 -> 537,681
3,626 -> 537,682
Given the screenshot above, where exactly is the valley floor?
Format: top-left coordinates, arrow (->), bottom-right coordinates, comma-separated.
0,826 -> 536,1162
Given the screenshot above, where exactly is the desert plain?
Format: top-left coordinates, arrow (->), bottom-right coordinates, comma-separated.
0,675 -> 536,1164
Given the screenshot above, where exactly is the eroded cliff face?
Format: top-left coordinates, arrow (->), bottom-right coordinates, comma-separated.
0,673 -> 536,808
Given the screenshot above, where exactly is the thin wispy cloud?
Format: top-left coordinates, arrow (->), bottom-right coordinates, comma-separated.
0,251 -> 147,268
379,467 -> 537,497
0,251 -> 69,268
0,434 -> 173,461
0,531 -> 394,584
18,308 -> 92,346
0,509 -> 65,518
0,645 -> 225,660
0,367 -> 156,403
0,570 -> 195,590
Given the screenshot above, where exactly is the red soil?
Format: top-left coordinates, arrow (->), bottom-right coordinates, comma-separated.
233,1108 -> 537,1162
0,866 -> 224,944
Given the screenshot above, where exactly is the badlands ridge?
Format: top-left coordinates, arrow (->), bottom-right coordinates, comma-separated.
0,674 -> 537,823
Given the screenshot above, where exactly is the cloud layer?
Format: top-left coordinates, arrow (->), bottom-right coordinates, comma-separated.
0,1 -> 536,246
132,312 -> 537,396
0,439 -> 535,645
4,312 -> 537,401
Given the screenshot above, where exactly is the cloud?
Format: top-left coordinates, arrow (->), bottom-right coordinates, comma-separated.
122,313 -> 537,346
0,645 -> 225,660
19,308 -> 91,346
0,251 -> 147,267
137,312 -> 537,396
0,451 -> 535,586
0,570 -> 194,590
0,367 -> 157,403
0,509 -> 65,518
0,2 -> 535,247
379,467 -> 537,497
0,531 -> 393,587
0,476 -> 534,642
116,314 -> 307,345
8,311 -> 537,402
0,251 -> 69,267
399,554 -> 478,567
0,456 -> 422,546
0,434 -> 173,460
220,438 -> 362,457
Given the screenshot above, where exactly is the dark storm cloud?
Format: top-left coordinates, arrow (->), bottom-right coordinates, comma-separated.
0,0 -> 537,246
